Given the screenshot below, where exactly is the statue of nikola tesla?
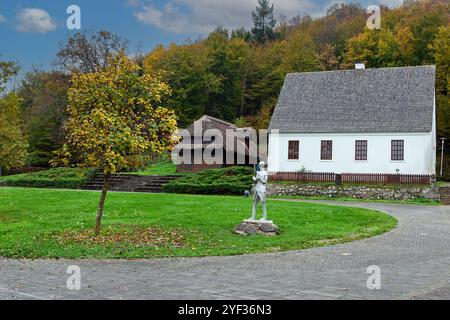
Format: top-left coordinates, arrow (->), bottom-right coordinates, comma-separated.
250,161 -> 269,221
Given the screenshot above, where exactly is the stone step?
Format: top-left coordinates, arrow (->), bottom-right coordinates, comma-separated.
90,174 -> 178,178
87,177 -> 177,182
439,187 -> 450,205
135,188 -> 164,192
83,183 -> 170,188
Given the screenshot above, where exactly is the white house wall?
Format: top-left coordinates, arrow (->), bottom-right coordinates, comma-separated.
268,132 -> 436,174
431,94 -> 437,173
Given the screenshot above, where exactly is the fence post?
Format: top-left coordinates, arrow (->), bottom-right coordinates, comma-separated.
335,174 -> 342,186
430,175 -> 436,186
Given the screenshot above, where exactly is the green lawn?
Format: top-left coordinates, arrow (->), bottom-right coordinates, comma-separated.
131,161 -> 185,176
0,187 -> 397,259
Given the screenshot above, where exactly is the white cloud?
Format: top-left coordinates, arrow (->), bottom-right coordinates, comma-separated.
15,8 -> 57,34
0,14 -> 6,23
132,0 -> 323,34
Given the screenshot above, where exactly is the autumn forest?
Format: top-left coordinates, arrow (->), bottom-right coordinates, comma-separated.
0,0 -> 448,170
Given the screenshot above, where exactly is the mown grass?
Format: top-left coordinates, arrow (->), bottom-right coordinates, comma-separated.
131,161 -> 183,176
0,187 -> 397,259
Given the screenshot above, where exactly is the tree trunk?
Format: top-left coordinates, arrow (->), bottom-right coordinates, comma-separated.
241,73 -> 247,116
94,173 -> 111,236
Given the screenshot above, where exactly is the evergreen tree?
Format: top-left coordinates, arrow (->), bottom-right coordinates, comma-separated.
251,0 -> 277,44
231,27 -> 252,42
0,59 -> 19,95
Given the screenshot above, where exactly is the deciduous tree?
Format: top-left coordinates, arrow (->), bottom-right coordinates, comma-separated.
54,52 -> 178,235
344,28 -> 401,68
279,31 -> 320,74
57,30 -> 128,73
18,71 -> 70,166
0,93 -> 28,174
0,60 -> 27,175
319,44 -> 340,70
144,43 -> 209,127
430,25 -> 450,140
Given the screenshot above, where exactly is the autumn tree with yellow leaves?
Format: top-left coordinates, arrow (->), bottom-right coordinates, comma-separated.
55,52 -> 178,235
0,59 -> 28,175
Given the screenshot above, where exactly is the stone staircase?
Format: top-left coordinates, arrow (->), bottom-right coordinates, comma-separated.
81,174 -> 180,193
440,186 -> 450,205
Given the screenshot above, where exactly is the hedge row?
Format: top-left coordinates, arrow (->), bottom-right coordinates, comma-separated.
0,178 -> 86,189
163,182 -> 251,195
0,168 -> 93,189
162,166 -> 254,195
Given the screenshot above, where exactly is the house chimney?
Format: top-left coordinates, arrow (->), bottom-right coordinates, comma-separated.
355,63 -> 365,70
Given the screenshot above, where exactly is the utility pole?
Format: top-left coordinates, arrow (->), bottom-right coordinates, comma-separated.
440,137 -> 446,177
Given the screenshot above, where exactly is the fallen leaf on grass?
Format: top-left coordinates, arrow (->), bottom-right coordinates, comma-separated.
50,225 -> 186,248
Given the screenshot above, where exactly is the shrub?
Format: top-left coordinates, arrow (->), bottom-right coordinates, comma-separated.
0,167 -> 94,189
162,166 -> 254,195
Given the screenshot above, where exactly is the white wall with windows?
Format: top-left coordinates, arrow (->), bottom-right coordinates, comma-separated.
268,132 -> 436,174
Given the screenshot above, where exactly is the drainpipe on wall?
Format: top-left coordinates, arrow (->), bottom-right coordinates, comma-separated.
440,138 -> 446,177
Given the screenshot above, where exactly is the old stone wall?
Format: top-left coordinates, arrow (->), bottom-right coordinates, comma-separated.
267,183 -> 440,201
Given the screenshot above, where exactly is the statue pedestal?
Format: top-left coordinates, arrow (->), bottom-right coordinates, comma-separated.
234,220 -> 280,236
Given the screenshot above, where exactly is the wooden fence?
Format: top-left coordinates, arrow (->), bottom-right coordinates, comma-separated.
269,172 -> 433,186
269,172 -> 335,182
341,173 -> 432,185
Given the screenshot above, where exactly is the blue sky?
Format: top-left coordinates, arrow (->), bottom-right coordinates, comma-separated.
0,0 -> 403,86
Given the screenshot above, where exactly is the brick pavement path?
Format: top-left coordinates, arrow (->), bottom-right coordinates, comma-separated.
1,201 -> 449,300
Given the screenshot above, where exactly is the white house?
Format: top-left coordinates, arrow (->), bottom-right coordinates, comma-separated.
268,65 -> 437,175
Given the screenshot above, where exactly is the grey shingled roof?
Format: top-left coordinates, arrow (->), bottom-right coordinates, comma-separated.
269,66 -> 436,133
178,115 -> 249,154
184,115 -> 237,135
